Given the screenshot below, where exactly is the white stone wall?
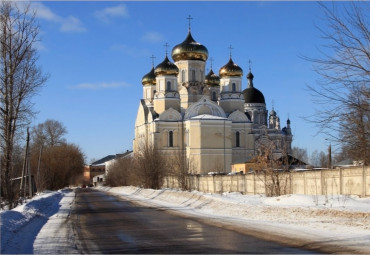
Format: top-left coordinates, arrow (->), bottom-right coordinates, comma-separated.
163,166 -> 370,197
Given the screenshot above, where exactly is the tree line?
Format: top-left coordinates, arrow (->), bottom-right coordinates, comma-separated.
106,143 -> 189,191
1,118 -> 85,209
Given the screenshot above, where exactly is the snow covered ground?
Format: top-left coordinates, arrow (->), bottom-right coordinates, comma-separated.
1,186 -> 370,254
0,188 -> 78,254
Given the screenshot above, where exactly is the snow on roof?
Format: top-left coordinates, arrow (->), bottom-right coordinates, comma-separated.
190,114 -> 227,120
90,151 -> 133,166
91,155 -> 116,165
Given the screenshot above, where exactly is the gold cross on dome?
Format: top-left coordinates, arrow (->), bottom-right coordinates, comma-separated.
187,15 -> 193,31
150,55 -> 156,67
210,57 -> 214,69
228,45 -> 234,58
163,43 -> 169,56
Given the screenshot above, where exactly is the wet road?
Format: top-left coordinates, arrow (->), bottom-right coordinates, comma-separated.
72,188 -> 314,254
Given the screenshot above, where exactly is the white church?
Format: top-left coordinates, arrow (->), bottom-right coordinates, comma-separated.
133,23 -> 292,174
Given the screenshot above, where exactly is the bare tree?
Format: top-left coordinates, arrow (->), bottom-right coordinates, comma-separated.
31,119 -> 67,148
0,2 -> 48,208
253,138 -> 290,197
105,157 -> 134,187
30,143 -> 85,191
310,150 -> 328,168
134,142 -> 168,189
167,150 -> 190,191
291,146 -> 309,164
303,2 -> 369,165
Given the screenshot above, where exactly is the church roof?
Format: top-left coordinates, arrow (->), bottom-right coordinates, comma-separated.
171,31 -> 208,62
219,58 -> 243,78
154,56 -> 179,76
243,87 -> 266,104
190,114 -> 227,120
141,66 -> 156,86
184,96 -> 227,120
243,71 -> 266,104
205,68 -> 220,87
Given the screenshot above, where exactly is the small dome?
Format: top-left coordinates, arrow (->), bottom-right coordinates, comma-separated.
205,69 -> 220,87
141,66 -> 156,86
171,31 -> 208,62
247,71 -> 254,80
154,56 -> 179,76
270,108 -> 276,116
243,87 -> 265,104
219,58 -> 243,78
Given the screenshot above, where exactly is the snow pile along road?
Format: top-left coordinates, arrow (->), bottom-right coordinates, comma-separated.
1,186 -> 370,254
0,189 -> 74,254
98,186 -> 370,254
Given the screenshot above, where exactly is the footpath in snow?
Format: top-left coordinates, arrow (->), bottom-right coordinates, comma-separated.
1,186 -> 370,254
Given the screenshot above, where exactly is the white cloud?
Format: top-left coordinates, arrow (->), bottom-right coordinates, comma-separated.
94,4 -> 129,22
30,2 -> 60,22
72,82 -> 130,90
142,32 -> 164,43
60,16 -> 86,32
31,2 -> 86,33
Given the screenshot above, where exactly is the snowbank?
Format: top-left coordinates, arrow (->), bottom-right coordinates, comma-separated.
98,186 -> 370,254
1,186 -> 370,254
0,189 -> 73,254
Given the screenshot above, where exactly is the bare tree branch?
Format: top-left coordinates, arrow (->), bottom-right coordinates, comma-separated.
303,2 -> 369,164
0,2 -> 48,208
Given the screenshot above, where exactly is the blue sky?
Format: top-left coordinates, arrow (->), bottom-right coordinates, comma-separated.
27,1 -> 351,163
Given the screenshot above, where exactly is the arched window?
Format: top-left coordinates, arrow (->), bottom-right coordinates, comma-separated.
212,91 -> 217,101
236,131 -> 240,147
166,81 -> 171,91
181,70 -> 185,82
232,83 -> 236,92
192,70 -> 196,81
169,131 -> 173,147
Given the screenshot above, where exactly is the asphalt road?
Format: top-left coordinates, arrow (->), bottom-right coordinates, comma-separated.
71,188 -> 315,254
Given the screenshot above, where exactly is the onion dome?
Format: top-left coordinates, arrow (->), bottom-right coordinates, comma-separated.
219,58 -> 243,78
270,108 -> 276,116
141,66 -> 156,86
171,31 -> 208,62
205,69 -> 220,87
247,71 -> 254,80
243,71 -> 266,104
154,56 -> 179,76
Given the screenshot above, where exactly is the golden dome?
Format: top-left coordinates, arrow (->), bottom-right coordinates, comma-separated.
205,69 -> 220,87
154,56 -> 179,76
141,66 -> 156,86
171,31 -> 208,62
219,58 -> 243,78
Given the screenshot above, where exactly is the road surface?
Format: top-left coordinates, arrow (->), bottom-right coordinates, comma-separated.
71,188 -> 315,254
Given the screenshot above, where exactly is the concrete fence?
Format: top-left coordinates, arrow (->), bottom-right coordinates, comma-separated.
163,166 -> 370,197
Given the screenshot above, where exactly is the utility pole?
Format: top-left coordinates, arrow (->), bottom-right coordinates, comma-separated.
27,133 -> 32,198
20,128 -> 30,198
20,128 -> 31,198
36,144 -> 43,191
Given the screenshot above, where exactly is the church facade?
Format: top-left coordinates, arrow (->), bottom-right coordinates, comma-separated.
133,27 -> 292,174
